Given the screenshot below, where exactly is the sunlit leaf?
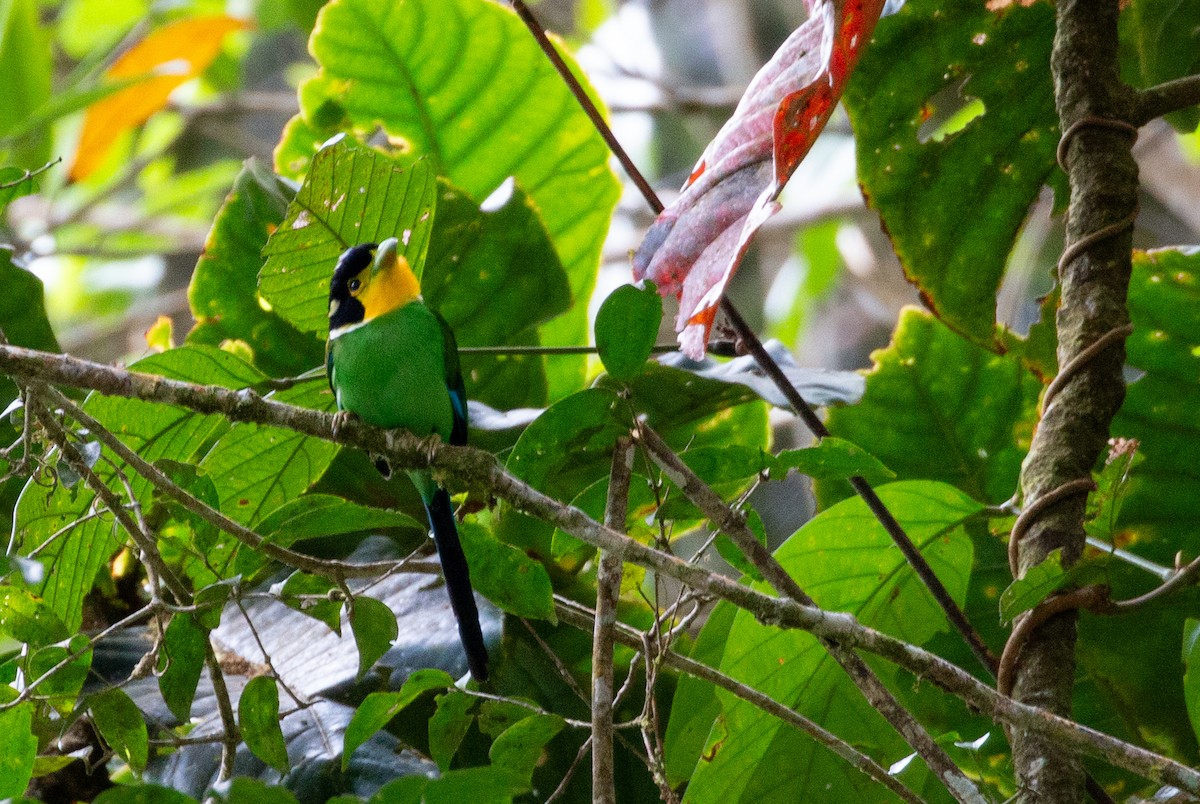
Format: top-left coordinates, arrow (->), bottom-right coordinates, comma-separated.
687,481 -> 977,801
489,713 -> 565,783
69,15 -> 250,181
458,519 -> 554,620
0,700 -> 37,798
429,690 -> 476,772
14,346 -> 262,631
279,0 -> 620,395
844,0 -> 1057,345
260,139 -> 437,333
0,0 -> 51,167
0,585 -> 69,647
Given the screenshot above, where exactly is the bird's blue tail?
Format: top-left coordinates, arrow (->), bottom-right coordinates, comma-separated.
425,488 -> 489,681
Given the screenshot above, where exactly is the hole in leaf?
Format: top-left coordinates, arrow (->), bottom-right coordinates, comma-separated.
916,77 -> 986,144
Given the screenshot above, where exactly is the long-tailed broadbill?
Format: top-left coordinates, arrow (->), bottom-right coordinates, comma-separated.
326,237 -> 488,681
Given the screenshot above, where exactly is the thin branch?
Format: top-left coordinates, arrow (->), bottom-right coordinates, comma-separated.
1132,73 -> 1200,126
205,642 -> 240,781
3,345 -> 1198,793
593,438 -> 633,804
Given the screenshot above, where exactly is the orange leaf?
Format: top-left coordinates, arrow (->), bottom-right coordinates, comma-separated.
69,15 -> 250,182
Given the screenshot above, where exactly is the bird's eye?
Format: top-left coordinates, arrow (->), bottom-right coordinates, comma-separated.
348,278 -> 361,292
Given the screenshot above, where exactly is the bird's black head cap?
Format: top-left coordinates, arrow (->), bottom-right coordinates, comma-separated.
328,242 -> 376,331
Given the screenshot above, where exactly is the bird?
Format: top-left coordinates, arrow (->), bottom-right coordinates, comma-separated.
326,237 -> 489,681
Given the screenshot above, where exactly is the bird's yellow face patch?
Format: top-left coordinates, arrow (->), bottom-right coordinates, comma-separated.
350,239 -> 422,322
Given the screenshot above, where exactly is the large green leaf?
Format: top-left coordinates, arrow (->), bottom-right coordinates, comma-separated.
0,699 -> 36,798
278,0 -> 620,394
686,481 -> 978,803
1114,249 -> 1200,540
845,0 -> 1057,345
188,159 -> 324,377
199,381 -> 339,528
260,140 -> 437,333
822,307 -> 1040,507
422,180 -> 570,410
0,0 -> 52,167
13,347 -> 263,630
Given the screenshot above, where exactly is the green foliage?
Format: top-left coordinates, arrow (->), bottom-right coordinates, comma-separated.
594,282 -> 663,381
1123,0 -> 1200,130
2,1 -> 1199,801
0,697 -> 37,798
350,596 -> 398,678
845,0 -> 1058,345
158,613 -> 208,722
187,160 -> 323,378
239,676 -> 290,774
676,482 -> 978,802
278,0 -> 620,396
89,687 -> 150,773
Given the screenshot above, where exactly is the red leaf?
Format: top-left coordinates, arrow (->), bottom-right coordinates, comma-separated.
633,0 -> 885,357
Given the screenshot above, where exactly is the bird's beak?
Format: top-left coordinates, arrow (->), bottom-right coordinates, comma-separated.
372,237 -> 401,276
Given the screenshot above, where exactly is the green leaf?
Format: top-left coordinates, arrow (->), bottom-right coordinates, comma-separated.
1123,0 -> 1200,131
822,308 -> 1040,507
688,481 -> 979,802
506,388 -> 628,503
0,701 -> 37,798
429,690 -> 476,772
714,508 -> 767,582
238,676 -> 290,774
998,548 -> 1067,626
14,346 -> 263,631
1184,619 -> 1200,747
370,777 -> 427,804
89,687 -> 149,773
29,634 -> 93,714
595,283 -> 663,381
773,437 -> 895,485
351,596 -> 397,677
425,766 -> 527,804
199,382 -> 339,528
280,0 -> 620,395
0,0 -> 52,167
458,519 -> 554,620
257,494 -> 424,546
260,139 -> 437,334
0,162 -> 45,214
278,571 -> 343,634
423,179 -> 571,409
1113,249 -> 1200,535
845,0 -> 1057,344
663,599 -> 737,785
93,786 -> 198,804
0,585 -> 69,646
187,159 -> 324,377
219,778 -> 300,804
158,613 -> 208,722
489,713 -> 565,783
343,669 -> 453,769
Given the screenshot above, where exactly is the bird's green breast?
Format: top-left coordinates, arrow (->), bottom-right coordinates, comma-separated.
328,301 -> 455,440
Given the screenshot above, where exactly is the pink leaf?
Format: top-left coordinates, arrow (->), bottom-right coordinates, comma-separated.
633,0 -> 885,358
